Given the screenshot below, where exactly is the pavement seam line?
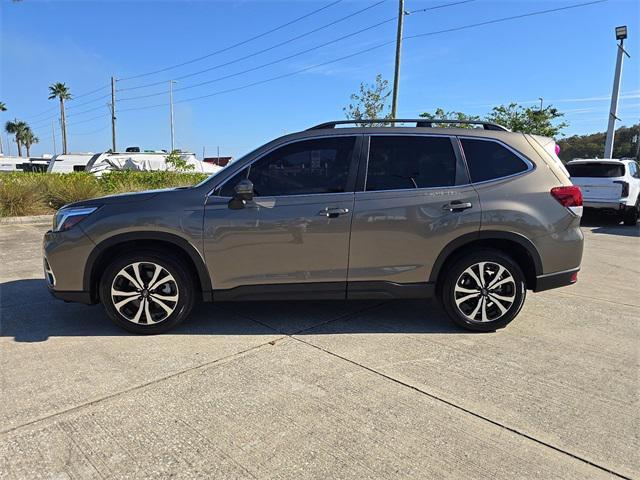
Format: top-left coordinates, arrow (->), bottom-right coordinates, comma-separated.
291,335 -> 633,480
0,335 -> 287,438
229,305 -> 633,480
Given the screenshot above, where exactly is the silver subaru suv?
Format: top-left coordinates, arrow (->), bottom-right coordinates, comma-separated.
43,119 -> 584,334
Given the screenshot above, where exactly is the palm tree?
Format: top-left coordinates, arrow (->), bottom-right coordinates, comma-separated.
48,82 -> 72,154
20,128 -> 39,157
0,102 -> 6,155
5,119 -> 28,157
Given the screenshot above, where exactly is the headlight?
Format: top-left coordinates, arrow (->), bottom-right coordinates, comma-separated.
53,206 -> 99,232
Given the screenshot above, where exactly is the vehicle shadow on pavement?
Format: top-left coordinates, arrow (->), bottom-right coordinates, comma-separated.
580,214 -> 640,237
1,280 -> 464,342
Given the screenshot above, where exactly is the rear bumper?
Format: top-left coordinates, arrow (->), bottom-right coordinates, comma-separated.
583,200 -> 625,210
534,268 -> 579,292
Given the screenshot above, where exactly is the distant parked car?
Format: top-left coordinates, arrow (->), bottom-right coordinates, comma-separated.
566,158 -> 640,225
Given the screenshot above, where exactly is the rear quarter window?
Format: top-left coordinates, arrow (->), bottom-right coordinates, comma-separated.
461,138 -> 529,183
566,163 -> 625,178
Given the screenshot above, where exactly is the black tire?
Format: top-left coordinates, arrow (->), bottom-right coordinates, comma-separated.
623,201 -> 639,226
99,250 -> 195,334
440,249 -> 526,332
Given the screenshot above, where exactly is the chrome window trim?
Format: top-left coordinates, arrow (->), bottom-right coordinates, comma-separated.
457,136 -> 536,186
207,134 -> 360,198
362,133 -> 464,193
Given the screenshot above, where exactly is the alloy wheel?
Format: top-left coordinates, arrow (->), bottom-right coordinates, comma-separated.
454,261 -> 516,323
110,262 -> 179,325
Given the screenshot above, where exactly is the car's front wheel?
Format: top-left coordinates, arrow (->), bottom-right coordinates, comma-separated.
99,251 -> 195,334
441,250 -> 526,332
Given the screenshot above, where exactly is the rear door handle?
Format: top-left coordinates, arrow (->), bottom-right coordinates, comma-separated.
319,207 -> 350,218
443,201 -> 473,212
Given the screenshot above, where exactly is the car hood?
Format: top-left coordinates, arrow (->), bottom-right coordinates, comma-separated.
63,187 -> 187,209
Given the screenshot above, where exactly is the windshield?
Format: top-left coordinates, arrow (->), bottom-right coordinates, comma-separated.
566,163 -> 625,178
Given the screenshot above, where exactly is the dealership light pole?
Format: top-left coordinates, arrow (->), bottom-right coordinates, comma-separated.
169,80 -> 177,152
604,26 -> 630,158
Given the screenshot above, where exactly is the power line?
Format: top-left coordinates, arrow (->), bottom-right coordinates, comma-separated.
117,0 -> 388,93
72,84 -> 110,100
67,113 -> 109,127
406,0 -> 476,15
404,0 -> 607,40
118,0 -> 344,82
118,15 -> 399,103
118,0 -> 606,114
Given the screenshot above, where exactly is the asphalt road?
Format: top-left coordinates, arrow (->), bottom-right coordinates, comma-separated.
0,219 -> 638,479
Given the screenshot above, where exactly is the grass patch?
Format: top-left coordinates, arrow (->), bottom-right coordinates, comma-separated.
0,171 -> 210,217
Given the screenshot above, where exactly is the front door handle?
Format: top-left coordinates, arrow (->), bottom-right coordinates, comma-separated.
443,201 -> 473,212
319,207 -> 350,218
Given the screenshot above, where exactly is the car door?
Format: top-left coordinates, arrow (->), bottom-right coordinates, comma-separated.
347,134 -> 481,297
203,135 -> 361,299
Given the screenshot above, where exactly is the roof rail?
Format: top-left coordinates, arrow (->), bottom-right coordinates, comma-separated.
307,119 -> 510,132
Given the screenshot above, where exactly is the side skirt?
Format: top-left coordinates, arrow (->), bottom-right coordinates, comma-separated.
211,281 -> 435,302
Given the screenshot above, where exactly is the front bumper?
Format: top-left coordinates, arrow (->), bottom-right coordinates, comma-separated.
47,287 -> 94,304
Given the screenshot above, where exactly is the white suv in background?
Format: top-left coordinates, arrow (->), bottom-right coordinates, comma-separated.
567,158 -> 640,225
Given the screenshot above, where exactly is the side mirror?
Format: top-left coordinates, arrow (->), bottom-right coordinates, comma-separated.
228,179 -> 254,209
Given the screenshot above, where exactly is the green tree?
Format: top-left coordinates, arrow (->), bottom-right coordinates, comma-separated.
486,102 -> 568,137
4,119 -> 28,157
0,102 -> 6,155
48,82 -> 72,154
20,128 -> 39,157
343,74 -> 391,126
165,150 -> 194,172
419,108 -> 481,128
557,123 -> 640,162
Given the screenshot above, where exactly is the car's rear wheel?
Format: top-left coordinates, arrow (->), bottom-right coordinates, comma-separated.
99,251 -> 195,334
441,250 -> 526,332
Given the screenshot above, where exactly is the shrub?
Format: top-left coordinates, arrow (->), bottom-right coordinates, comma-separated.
100,171 -> 207,194
0,173 -> 47,217
46,173 -> 103,210
0,171 -> 211,217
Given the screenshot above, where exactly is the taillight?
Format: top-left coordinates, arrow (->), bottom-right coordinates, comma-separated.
613,180 -> 629,197
551,185 -> 583,216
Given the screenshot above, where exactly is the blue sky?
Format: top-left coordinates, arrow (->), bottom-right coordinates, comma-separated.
1,0 -> 639,158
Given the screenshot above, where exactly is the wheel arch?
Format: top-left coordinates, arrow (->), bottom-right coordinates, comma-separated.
430,231 -> 543,291
84,232 -> 212,303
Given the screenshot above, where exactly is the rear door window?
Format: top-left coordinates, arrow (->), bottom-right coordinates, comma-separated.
461,138 -> 529,183
566,163 -> 625,178
366,135 -> 457,191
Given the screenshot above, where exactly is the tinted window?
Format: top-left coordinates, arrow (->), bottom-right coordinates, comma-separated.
630,162 -> 639,178
566,162 -> 625,178
461,139 -> 528,183
244,137 -> 355,197
366,136 -> 457,191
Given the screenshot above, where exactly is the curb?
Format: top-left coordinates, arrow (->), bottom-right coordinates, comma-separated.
0,214 -> 52,225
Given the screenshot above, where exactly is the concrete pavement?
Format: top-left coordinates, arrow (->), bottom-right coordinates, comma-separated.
1,219 -> 638,479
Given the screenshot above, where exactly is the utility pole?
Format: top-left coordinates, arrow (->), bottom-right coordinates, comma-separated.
390,0 -> 405,120
51,120 -> 57,155
604,26 -> 630,158
110,76 -> 117,152
538,97 -> 544,111
169,80 -> 177,152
